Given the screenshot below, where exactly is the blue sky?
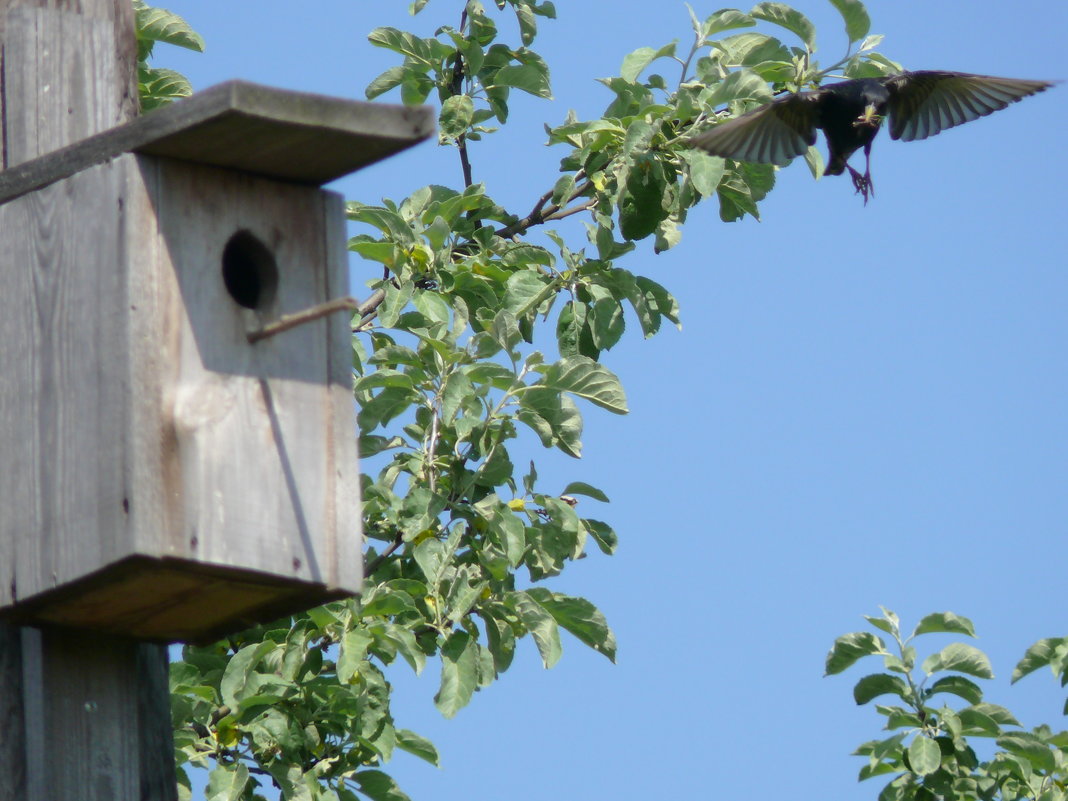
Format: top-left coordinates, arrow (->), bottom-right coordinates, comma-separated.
160,1 -> 1068,799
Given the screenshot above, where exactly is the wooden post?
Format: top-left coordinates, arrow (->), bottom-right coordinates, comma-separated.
0,0 -> 175,798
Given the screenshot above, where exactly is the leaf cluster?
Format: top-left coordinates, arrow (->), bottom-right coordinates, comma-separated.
140,1 -> 912,800
828,609 -> 1068,801
133,1 -> 204,110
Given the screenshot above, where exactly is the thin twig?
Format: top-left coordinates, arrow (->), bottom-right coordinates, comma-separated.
452,8 -> 474,188
247,296 -> 359,343
364,531 -> 405,577
458,139 -> 474,188
495,172 -> 590,239
542,199 -> 596,223
350,288 -> 389,333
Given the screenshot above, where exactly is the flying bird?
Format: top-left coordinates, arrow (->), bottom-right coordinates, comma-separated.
690,71 -> 1052,203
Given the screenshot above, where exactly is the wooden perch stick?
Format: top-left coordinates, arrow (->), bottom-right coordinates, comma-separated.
247,296 -> 360,343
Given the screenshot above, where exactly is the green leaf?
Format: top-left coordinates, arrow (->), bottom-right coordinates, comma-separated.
367,26 -> 435,62
440,94 -> 475,139
711,34 -> 791,76
493,63 -> 552,98
526,588 -> 616,662
997,732 -> 1056,773
955,706 -> 1001,736
825,631 -> 887,675
749,2 -> 816,51
138,67 -> 193,111
412,538 -> 447,584
864,608 -> 899,635
704,66 -> 775,107
354,770 -> 412,801
135,5 -> 205,52
620,42 -> 677,82
560,481 -> 609,502
908,735 -> 942,776
337,628 -> 373,684
444,566 -> 484,621
969,702 -> 1020,727
508,590 -> 562,668
441,372 -> 475,422
702,8 -> 756,37
435,631 -> 479,718
803,144 -> 824,180
518,389 -> 584,457
504,271 -> 553,317
921,643 -> 994,679
366,65 -> 408,100
632,275 -> 681,334
912,612 -> 976,638
536,356 -> 628,414
681,148 -> 726,198
618,155 -> 668,241
926,675 -> 983,704
589,297 -> 626,351
853,673 -> 908,705
361,588 -> 417,617
219,642 -> 274,708
556,300 -> 588,359
1012,637 -> 1067,683
513,3 -> 537,45
481,607 -> 517,674
396,729 -> 440,767
476,497 -> 527,567
205,763 -> 250,801
827,0 -> 871,43
584,518 -> 618,555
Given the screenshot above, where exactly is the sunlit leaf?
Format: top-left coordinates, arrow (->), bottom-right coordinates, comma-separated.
825,631 -> 887,675
827,0 -> 871,43
749,2 -> 816,51
908,736 -> 941,776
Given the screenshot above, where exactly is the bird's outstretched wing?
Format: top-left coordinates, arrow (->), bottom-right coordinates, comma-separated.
883,71 -> 1052,142
690,92 -> 822,166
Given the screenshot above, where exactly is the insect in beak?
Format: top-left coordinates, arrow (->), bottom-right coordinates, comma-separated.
853,103 -> 883,128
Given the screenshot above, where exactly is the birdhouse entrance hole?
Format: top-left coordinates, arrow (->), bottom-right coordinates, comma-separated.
222,229 -> 278,310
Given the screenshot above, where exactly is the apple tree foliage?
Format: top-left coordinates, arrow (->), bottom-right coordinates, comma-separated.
131,3 -> 1068,801
828,610 -> 1068,801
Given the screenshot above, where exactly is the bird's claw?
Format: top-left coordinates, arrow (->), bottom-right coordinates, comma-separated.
846,166 -> 875,205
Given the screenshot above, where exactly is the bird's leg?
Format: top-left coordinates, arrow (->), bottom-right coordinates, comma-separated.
846,144 -> 875,205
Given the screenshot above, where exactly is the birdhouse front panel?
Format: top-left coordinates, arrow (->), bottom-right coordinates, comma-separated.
0,153 -> 362,641
140,156 -> 359,580
0,79 -> 433,642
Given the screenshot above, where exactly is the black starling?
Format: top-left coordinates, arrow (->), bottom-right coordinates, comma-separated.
691,71 -> 1053,203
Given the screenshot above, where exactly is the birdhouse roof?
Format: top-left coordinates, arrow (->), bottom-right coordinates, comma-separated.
0,80 -> 435,204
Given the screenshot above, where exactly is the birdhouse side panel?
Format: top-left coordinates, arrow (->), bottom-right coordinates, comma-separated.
323,191 -> 364,591
0,161 -> 135,608
133,157 -> 361,592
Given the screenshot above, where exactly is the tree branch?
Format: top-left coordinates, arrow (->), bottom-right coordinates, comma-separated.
247,296 -> 359,343
542,198 -> 596,223
494,172 -> 591,240
452,8 -> 474,188
364,531 -> 405,577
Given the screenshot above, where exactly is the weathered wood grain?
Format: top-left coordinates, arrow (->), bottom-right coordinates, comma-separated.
147,156 -> 361,586
0,78 -> 435,204
1,151 -> 363,640
0,3 -> 175,799
21,628 -> 171,800
2,5 -> 133,165
0,625 -> 27,798
0,162 -> 130,603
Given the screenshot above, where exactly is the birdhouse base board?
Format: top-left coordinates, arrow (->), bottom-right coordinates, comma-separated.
0,555 -> 353,643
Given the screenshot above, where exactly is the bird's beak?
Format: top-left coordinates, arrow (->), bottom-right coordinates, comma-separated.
853,103 -> 883,128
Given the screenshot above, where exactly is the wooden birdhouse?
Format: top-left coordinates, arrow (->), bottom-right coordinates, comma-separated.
0,80 -> 433,642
